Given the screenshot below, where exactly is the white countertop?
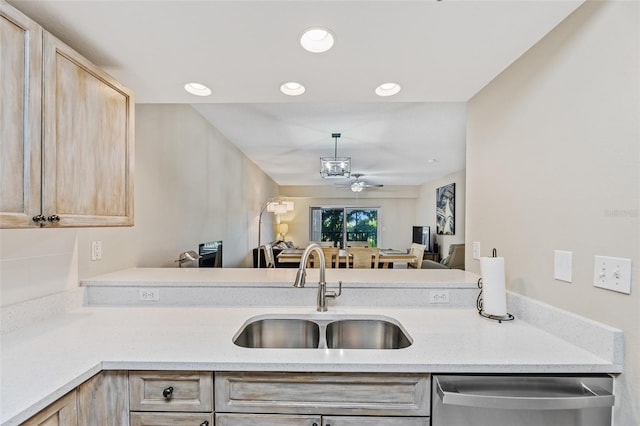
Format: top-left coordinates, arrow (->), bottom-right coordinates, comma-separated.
81,267 -> 480,288
1,304 -> 620,426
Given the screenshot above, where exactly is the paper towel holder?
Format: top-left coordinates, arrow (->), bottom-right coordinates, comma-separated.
476,248 -> 515,323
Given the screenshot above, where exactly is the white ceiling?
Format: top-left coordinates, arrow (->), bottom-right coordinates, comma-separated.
8,0 -> 584,187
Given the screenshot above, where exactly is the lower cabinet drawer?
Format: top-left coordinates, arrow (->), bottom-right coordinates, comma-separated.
323,416 -> 429,426
129,371 -> 213,412
216,413 -> 321,426
215,372 -> 430,416
130,412 -> 213,426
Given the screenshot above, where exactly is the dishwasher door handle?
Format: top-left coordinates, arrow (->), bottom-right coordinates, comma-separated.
435,376 -> 615,411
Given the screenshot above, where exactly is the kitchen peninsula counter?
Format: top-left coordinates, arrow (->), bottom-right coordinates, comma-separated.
1,268 -> 624,425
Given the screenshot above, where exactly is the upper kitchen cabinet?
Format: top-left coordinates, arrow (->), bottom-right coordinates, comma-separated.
0,2 -> 134,228
0,3 -> 43,228
40,32 -> 134,227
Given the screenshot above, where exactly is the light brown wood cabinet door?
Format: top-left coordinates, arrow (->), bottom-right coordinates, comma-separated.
42,32 -> 134,227
21,390 -> 77,426
0,3 -> 42,228
77,370 -> 129,426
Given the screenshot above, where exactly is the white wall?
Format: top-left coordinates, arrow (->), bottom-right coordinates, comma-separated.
415,170 -> 466,259
0,104 -> 277,307
466,1 -> 639,424
276,186 -> 419,250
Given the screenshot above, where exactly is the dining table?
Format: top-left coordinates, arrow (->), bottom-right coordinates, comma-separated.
276,248 -> 417,268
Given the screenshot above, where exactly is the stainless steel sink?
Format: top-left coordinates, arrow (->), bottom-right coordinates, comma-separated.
326,319 -> 412,349
233,318 -> 320,348
233,315 -> 412,349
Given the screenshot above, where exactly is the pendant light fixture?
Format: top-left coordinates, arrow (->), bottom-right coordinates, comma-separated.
320,133 -> 351,178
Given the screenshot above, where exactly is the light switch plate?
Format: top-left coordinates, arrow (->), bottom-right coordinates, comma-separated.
593,256 -> 632,294
554,250 -> 573,282
472,242 -> 481,260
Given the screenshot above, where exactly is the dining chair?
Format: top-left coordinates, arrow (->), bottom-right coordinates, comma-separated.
262,243 -> 276,268
408,243 -> 426,269
307,247 -> 340,269
347,247 -> 379,269
347,241 -> 369,248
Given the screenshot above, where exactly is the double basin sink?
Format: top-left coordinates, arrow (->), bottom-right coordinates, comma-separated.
233,314 -> 412,350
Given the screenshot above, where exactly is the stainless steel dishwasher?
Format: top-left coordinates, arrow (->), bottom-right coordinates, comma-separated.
432,374 -> 614,426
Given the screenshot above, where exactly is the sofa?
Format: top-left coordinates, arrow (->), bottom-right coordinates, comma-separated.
422,243 -> 465,270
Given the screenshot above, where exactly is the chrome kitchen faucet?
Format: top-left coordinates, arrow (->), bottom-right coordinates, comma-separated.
293,243 -> 342,312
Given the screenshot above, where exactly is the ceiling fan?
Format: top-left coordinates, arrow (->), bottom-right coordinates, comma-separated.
336,173 -> 384,193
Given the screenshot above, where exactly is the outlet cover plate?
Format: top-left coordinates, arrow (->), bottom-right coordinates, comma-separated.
428,290 -> 450,304
91,241 -> 102,261
139,288 -> 160,301
593,256 -> 632,294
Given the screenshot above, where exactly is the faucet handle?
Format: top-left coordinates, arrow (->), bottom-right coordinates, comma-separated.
325,280 -> 343,299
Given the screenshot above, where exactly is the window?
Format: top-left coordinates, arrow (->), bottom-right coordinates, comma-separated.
310,207 -> 379,248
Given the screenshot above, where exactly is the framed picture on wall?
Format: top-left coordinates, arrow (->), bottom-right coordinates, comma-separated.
436,183 -> 455,235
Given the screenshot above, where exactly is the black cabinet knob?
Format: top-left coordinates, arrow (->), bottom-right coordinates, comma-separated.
47,215 -> 60,223
200,421 -> 209,426
32,215 -> 46,224
162,386 -> 174,398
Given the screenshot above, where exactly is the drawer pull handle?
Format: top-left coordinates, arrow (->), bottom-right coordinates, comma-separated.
200,422 -> 209,426
32,215 -> 46,226
313,423 -> 318,426
162,386 -> 174,399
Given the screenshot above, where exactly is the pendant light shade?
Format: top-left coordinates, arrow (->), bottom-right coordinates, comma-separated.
320,133 -> 351,178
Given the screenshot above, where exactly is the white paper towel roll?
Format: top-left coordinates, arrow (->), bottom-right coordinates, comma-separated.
480,256 -> 507,316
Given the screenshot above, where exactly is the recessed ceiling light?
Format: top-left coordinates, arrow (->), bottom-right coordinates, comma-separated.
300,27 -> 335,53
427,158 -> 438,164
280,81 -> 306,96
184,82 -> 211,97
375,82 -> 402,97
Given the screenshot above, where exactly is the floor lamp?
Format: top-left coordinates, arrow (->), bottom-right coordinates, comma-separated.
257,199 -> 294,268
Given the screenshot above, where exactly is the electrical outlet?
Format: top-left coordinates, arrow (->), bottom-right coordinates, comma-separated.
91,241 -> 102,261
139,288 -> 159,301
472,242 -> 481,260
593,256 -> 632,294
428,290 -> 450,304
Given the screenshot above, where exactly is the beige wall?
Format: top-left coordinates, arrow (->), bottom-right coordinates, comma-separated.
0,104 -> 277,307
416,170 -> 466,258
466,1 -> 639,424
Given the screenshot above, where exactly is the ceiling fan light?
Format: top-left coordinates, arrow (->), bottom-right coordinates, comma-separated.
280,81 -> 306,96
351,181 -> 364,192
375,82 -> 401,97
300,27 -> 335,53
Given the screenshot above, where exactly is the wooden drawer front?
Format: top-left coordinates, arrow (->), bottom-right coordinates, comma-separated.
215,372 -> 430,416
216,413 -> 321,426
130,371 -> 213,412
323,416 -> 429,426
130,412 -> 213,426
